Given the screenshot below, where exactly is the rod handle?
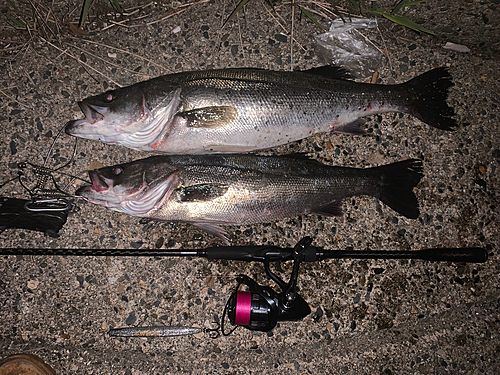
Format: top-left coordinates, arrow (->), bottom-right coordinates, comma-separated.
205,246 -> 293,261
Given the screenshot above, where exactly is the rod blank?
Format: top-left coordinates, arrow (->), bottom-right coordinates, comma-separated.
0,246 -> 488,263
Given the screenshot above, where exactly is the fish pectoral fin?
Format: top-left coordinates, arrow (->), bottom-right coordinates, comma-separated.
177,106 -> 238,128
192,223 -> 230,244
333,119 -> 367,135
313,200 -> 344,217
177,184 -> 229,202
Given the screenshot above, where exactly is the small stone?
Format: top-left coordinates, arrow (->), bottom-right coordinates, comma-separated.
77,275 -> 84,287
130,241 -> 144,249
125,312 -> 136,325
27,280 -> 39,289
275,34 -> 287,43
155,237 -> 164,249
9,140 -> 17,155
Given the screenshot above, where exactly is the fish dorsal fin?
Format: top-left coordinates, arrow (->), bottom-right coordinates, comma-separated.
178,106 -> 238,128
177,183 -> 229,202
313,199 -> 344,217
281,153 -> 323,165
303,66 -> 352,80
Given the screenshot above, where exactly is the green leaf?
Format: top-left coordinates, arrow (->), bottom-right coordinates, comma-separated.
78,0 -> 92,29
7,15 -> 26,27
382,13 -> 435,35
298,6 -> 326,31
348,0 -> 361,13
366,8 -> 386,15
109,0 -> 123,13
397,0 -> 427,8
392,0 -> 407,14
368,0 -> 427,14
223,0 -> 254,28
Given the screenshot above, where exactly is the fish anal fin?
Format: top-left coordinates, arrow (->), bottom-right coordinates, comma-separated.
177,184 -> 228,202
192,223 -> 230,244
313,200 -> 344,217
178,106 -> 238,128
333,119 -> 366,135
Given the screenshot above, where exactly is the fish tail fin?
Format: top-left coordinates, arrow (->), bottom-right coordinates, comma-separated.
375,159 -> 424,219
403,68 -> 457,130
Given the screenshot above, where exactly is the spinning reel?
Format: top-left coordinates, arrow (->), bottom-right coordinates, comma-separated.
222,237 -> 313,334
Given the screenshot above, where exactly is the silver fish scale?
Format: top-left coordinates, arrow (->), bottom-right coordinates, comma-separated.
150,155 -> 373,226
149,72 -> 406,153
67,68 -> 455,153
156,83 -> 390,153
77,155 -> 423,240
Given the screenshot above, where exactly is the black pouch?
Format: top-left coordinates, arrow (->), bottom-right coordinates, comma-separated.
0,196 -> 68,238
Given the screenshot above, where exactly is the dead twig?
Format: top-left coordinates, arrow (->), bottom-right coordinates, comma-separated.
375,26 -> 392,72
68,43 -> 152,79
67,37 -> 169,73
265,6 -> 306,52
0,88 -> 32,110
122,2 -> 154,15
142,0 -> 210,27
101,14 -> 150,31
236,4 -> 246,61
40,37 -> 122,87
290,0 -> 295,70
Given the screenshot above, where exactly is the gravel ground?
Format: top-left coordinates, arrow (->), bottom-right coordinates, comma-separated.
1,0 -> 499,374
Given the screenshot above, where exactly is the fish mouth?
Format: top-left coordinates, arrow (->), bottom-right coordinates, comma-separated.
75,170 -> 109,196
65,101 -> 108,135
79,101 -> 106,124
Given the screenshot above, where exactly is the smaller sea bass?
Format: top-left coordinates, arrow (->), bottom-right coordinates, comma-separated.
75,155 -> 424,243
65,67 -> 456,154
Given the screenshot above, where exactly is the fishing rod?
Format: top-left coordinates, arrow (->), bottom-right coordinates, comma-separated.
0,240 -> 487,263
1,238 -> 488,336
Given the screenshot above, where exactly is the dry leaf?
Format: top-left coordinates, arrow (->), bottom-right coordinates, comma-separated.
69,23 -> 88,36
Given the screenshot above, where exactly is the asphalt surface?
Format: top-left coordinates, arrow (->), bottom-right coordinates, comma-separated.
1,1 -> 499,374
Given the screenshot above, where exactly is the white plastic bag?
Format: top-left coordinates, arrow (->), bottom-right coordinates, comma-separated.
315,18 -> 383,78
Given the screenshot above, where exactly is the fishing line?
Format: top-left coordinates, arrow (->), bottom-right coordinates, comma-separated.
0,123 -> 91,236
2,123 -> 91,201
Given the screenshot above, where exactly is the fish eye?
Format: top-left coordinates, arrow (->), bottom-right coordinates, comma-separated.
113,166 -> 123,175
104,92 -> 116,102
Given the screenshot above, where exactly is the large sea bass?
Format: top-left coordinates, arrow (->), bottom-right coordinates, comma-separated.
65,67 -> 456,154
75,155 -> 424,243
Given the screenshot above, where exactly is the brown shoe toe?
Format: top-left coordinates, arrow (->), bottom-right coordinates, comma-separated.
0,354 -> 56,375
